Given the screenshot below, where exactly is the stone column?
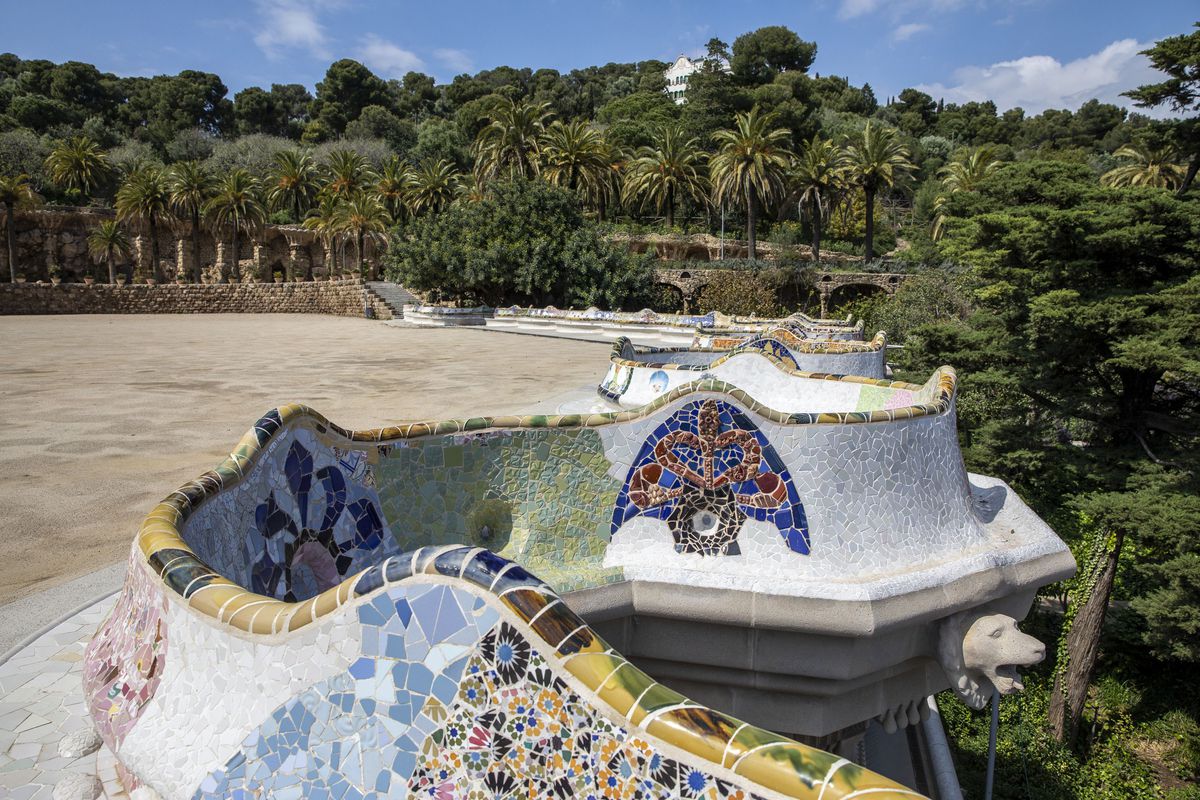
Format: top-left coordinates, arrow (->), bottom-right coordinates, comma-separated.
175,238 -> 187,282
43,231 -> 57,277
252,241 -> 266,282
287,244 -> 302,282
133,235 -> 146,280
214,242 -> 227,283
324,244 -> 335,278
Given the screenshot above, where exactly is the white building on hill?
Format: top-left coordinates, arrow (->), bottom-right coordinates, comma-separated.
663,54 -> 731,104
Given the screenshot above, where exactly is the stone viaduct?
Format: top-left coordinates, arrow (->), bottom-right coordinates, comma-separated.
655,268 -> 910,315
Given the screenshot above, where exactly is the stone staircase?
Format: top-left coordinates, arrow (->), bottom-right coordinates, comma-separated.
364,281 -> 418,319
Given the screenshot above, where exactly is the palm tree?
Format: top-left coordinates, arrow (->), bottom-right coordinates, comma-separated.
204,169 -> 267,282
473,98 -> 552,183
304,194 -> 343,277
44,136 -> 111,202
323,150 -> 375,201
457,173 -> 488,205
0,174 -> 41,282
1101,143 -> 1187,190
168,161 -> 215,282
375,157 -> 412,223
406,159 -> 463,216
266,150 -> 320,223
932,146 -> 1002,240
334,192 -> 391,279
844,121 -> 915,260
623,124 -> 708,230
115,167 -> 173,282
539,120 -> 611,201
591,139 -> 628,222
709,108 -> 794,259
790,137 -> 848,265
86,220 -> 132,284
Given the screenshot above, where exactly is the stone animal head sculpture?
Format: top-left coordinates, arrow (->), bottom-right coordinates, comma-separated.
937,611 -> 1046,709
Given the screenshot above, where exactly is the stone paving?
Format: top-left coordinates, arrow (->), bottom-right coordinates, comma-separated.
0,597 -> 115,799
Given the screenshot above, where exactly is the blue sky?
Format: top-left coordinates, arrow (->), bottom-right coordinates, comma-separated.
4,1 -> 1196,114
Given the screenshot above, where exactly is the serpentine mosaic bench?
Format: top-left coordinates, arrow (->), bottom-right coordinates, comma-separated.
485,306 -> 802,345
598,334 -> 889,407
85,362 -> 1070,795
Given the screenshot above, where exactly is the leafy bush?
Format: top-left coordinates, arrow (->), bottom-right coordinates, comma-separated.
205,133 -> 294,175
694,266 -> 790,317
386,179 -> 655,309
312,137 -> 396,171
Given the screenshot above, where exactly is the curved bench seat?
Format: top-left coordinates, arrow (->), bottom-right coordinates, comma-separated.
85,370 -> 1069,795
598,333 -> 889,407
86,543 -> 923,799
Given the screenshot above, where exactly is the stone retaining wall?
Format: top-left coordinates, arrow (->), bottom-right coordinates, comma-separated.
0,279 -> 393,319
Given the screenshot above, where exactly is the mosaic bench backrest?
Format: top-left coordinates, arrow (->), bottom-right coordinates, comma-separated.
177,369 -> 969,612
603,334 -> 890,395
86,544 -> 925,799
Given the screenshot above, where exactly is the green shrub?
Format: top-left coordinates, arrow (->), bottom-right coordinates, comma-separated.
386,179 -> 655,310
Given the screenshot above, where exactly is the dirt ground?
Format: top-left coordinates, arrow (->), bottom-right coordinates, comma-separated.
0,314 -> 609,605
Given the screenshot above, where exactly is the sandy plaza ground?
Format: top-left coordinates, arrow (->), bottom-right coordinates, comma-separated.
0,314 -> 609,606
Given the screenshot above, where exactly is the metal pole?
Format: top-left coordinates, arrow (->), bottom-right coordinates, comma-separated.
984,693 -> 999,800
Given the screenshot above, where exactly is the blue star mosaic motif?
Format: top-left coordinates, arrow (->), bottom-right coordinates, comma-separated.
611,398 -> 810,556
248,440 -> 398,601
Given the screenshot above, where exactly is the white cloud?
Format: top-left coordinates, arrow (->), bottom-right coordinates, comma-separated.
434,48 -> 473,75
253,0 -> 333,60
915,38 -> 1167,115
358,34 -> 425,77
839,0 -> 882,19
893,23 -> 930,42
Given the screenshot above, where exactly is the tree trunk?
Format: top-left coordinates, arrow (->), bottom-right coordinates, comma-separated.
191,210 -> 202,283
4,204 -> 14,283
107,246 -> 115,284
1177,152 -> 1199,197
149,216 -> 161,282
1049,528 -> 1125,746
810,195 -> 822,265
666,186 -> 675,229
864,184 -> 876,261
357,230 -> 365,278
746,179 -> 758,261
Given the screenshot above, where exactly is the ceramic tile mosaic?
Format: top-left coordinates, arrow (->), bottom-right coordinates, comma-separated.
613,398 -> 808,556
182,425 -> 401,602
82,360 -> 1075,797
193,581 -> 500,799
0,598 -> 115,800
88,545 -> 924,799
82,550 -> 168,750
599,335 -> 888,406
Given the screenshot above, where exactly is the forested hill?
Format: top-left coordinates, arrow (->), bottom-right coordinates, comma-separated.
0,24 -> 1161,173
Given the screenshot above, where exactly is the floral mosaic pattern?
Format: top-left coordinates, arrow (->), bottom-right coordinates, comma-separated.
249,440 -> 394,601
82,551 -> 168,750
612,399 -> 809,555
410,622 -> 768,800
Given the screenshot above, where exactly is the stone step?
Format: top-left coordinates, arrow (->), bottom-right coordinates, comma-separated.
364,282 -> 418,319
